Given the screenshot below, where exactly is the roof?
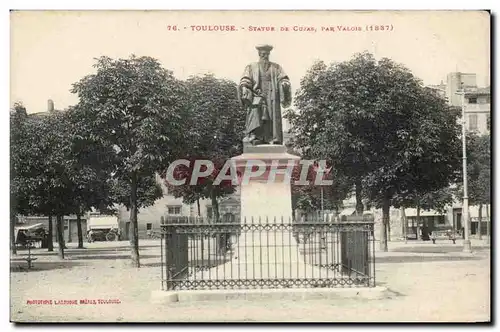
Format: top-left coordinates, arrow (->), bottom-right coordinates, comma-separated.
15,223 -> 44,231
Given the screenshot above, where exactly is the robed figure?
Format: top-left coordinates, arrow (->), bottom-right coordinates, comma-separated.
238,45 -> 292,145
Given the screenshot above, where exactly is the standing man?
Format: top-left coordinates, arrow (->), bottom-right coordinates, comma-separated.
239,44 -> 292,145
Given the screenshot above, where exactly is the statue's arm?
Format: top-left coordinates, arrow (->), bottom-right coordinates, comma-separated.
240,65 -> 253,88
277,65 -> 292,107
239,65 -> 253,105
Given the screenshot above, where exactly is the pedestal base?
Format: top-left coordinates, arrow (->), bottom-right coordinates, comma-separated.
190,144 -> 340,287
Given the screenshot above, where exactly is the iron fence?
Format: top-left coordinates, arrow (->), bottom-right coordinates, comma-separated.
160,215 -> 375,291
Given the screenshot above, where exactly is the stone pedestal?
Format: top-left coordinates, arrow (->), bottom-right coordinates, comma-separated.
191,145 -> 329,283
232,144 -> 300,223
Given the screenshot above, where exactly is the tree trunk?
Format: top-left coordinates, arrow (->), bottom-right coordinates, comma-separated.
477,203 -> 483,240
47,214 -> 54,252
401,207 -> 407,244
355,179 -> 363,215
76,212 -> 84,248
130,172 -> 140,267
196,198 -> 201,217
486,204 -> 490,245
416,202 -> 421,241
379,197 -> 390,252
387,218 -> 391,242
211,191 -> 220,222
11,214 -> 17,255
56,215 -> 65,259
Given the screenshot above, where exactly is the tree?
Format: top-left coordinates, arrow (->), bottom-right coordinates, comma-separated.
286,52 -> 461,251
453,133 -> 491,239
39,111 -> 76,258
71,55 -> 189,267
11,111 -> 55,252
361,64 -> 460,250
65,106 -> 118,248
10,102 -> 29,255
164,74 -> 246,221
286,58 -> 375,215
13,110 -> 76,258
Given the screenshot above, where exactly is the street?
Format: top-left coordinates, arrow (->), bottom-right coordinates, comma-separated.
10,239 -> 490,322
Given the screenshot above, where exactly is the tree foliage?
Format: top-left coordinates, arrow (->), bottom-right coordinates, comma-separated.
10,108 -> 78,257
286,52 -> 461,251
110,174 -> 163,210
289,160 -> 351,215
453,133 -> 491,206
164,74 -> 246,221
10,103 -> 29,254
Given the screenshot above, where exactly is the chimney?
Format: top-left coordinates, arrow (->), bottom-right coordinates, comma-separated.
47,99 -> 54,112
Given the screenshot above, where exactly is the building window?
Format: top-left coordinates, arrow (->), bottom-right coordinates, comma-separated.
468,114 -> 478,131
146,223 -> 152,230
467,97 -> 477,104
207,206 -> 213,219
167,206 -> 181,215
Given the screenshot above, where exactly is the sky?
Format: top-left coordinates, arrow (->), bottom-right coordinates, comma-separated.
10,10 -> 490,113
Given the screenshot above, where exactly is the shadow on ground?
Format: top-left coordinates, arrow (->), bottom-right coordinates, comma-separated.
140,262 -> 163,268
375,255 -> 483,264
141,257 -> 232,269
67,254 -> 159,261
392,245 -> 490,254
15,246 -> 160,257
10,260 -> 83,273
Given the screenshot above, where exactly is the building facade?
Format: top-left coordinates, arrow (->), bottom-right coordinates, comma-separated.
445,72 -> 491,135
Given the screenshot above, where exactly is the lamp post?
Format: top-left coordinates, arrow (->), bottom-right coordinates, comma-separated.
457,86 -> 472,253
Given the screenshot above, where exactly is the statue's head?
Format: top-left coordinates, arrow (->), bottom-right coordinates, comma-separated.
256,44 -> 273,62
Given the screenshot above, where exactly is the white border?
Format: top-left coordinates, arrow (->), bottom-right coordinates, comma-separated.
2,1 -> 496,330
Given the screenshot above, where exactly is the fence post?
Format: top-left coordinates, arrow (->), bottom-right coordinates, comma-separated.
160,226 -> 164,290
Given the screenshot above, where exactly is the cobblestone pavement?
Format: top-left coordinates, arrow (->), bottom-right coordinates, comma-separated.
10,239 -> 490,322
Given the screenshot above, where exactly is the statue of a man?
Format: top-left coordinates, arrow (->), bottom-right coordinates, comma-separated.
238,45 -> 292,145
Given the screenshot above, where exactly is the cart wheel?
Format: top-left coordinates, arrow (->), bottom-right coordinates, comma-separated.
106,232 -> 116,242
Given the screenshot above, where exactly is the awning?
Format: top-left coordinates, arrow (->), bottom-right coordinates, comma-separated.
404,209 -> 444,217
15,223 -> 44,231
339,208 -> 356,216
